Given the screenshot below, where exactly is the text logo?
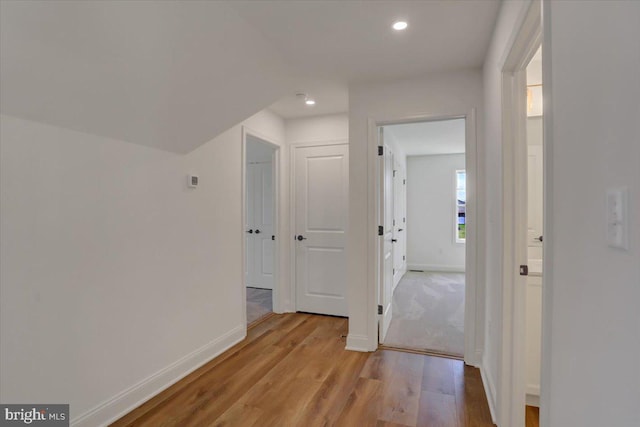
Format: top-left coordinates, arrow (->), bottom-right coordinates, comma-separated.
0,405 -> 69,426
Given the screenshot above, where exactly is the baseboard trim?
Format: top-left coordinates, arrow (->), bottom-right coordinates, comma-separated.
71,325 -> 246,427
480,361 -> 498,425
345,333 -> 374,352
407,264 -> 465,273
526,393 -> 540,408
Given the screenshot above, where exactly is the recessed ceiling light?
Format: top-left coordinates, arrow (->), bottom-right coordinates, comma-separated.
305,99 -> 316,106
392,21 -> 408,31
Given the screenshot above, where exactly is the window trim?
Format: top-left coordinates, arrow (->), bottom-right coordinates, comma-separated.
455,169 -> 466,244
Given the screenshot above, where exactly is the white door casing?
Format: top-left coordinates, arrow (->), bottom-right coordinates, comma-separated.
294,144 -> 348,317
246,162 -> 274,289
378,134 -> 394,342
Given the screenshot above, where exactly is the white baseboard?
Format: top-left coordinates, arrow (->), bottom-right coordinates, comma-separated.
526,384 -> 540,407
345,333 -> 374,352
526,393 -> 540,408
407,264 -> 465,273
480,361 -> 498,425
465,349 -> 483,368
72,325 -> 246,427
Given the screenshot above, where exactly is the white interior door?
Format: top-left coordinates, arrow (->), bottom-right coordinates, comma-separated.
392,160 -> 405,289
245,164 -> 256,287
294,144 -> 348,317
246,162 -> 274,289
379,135 -> 394,342
527,145 -> 543,252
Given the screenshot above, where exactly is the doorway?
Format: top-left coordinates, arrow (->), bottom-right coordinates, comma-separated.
245,134 -> 277,325
499,1 -> 545,425
524,45 -> 543,426
377,119 -> 467,358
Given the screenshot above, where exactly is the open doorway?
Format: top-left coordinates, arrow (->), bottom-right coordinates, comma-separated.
378,118 -> 467,359
524,45 -> 543,427
244,134 -> 276,326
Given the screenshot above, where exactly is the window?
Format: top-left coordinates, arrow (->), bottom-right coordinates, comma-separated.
456,170 -> 466,243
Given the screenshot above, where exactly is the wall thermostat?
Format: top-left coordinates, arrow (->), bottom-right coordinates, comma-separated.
187,174 -> 199,188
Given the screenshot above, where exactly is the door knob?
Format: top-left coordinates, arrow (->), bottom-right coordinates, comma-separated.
537,235 -> 543,242
255,229 -> 261,234
297,235 -> 307,241
246,229 -> 254,234
391,239 -> 398,243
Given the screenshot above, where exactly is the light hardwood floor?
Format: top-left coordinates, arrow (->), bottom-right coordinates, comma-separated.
112,313 -> 495,427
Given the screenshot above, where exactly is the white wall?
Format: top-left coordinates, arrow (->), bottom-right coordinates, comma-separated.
285,113 -> 348,143
481,0 -> 532,420
347,69 -> 484,359
406,154 -> 466,272
542,2 -> 640,426
0,109 -> 287,426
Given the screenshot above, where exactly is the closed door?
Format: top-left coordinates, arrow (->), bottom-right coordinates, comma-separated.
379,138 -> 394,341
246,162 -> 274,289
294,144 -> 348,317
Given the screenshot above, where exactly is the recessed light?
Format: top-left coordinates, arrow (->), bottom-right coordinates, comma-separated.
305,99 -> 316,106
393,21 -> 408,31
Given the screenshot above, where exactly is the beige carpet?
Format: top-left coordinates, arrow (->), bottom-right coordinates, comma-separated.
246,287 -> 272,325
383,271 -> 465,357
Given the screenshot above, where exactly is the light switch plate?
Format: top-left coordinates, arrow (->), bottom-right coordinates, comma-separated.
606,187 -> 628,250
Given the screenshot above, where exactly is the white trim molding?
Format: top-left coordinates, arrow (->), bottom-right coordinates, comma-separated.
72,325 -> 245,427
480,361 -> 498,424
345,334 -> 373,353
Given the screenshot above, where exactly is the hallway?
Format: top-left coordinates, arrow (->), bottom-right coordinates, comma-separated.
113,313 -> 494,426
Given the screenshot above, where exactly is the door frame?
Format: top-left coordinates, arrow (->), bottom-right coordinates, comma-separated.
288,139 -> 349,313
369,109 -> 479,365
498,1 -> 544,426
241,126 -> 281,330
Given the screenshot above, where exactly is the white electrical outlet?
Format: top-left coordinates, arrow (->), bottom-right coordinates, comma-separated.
606,187 -> 628,250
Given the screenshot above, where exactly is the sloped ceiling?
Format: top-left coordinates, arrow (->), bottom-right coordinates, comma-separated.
0,1 -> 293,153
0,1 -> 501,150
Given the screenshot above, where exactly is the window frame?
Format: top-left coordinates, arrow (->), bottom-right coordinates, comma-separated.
455,169 -> 466,244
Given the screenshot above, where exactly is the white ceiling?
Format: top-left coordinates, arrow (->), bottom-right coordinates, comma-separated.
385,118 -> 466,156
1,1 -> 501,150
231,0 -> 501,119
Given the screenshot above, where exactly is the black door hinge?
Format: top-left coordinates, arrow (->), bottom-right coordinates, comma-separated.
403,179 -> 406,185
378,146 -> 383,156
272,235 -> 275,241
520,265 -> 529,276
403,255 -> 405,261
378,225 -> 383,236
378,305 -> 383,315
393,268 -> 395,275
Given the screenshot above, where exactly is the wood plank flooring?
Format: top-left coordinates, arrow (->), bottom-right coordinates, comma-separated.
526,405 -> 540,427
111,313 -> 495,427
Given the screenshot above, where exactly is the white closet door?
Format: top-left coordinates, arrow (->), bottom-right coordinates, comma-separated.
294,144 -> 348,317
246,162 -> 274,289
393,160 -> 405,288
379,141 -> 394,341
253,162 -> 274,290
